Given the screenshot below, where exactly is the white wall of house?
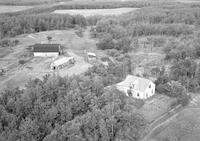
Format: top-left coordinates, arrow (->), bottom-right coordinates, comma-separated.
144,82 -> 155,99
34,52 -> 59,57
124,82 -> 155,99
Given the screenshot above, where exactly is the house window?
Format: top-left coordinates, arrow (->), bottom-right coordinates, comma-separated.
146,93 -> 148,97
149,85 -> 151,88
137,93 -> 140,97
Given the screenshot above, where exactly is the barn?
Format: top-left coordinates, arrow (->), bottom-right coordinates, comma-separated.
33,44 -> 63,57
116,75 -> 155,99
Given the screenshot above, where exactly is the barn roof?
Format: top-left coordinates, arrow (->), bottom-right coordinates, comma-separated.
33,44 -> 61,52
116,75 -> 153,92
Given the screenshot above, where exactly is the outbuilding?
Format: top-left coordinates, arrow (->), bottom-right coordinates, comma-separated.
33,44 -> 63,57
116,75 -> 155,99
50,56 -> 75,70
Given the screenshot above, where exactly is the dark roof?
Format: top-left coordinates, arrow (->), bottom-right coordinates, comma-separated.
33,44 -> 61,52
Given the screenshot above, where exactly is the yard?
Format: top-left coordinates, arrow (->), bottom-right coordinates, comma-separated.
0,28 -> 99,91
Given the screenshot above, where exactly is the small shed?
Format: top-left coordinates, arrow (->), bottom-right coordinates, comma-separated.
33,44 -> 63,57
86,52 -> 97,62
50,56 -> 75,70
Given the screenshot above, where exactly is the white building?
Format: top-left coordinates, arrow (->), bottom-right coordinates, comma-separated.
116,75 -> 155,99
50,56 -> 75,70
87,52 -> 97,62
33,44 -> 63,57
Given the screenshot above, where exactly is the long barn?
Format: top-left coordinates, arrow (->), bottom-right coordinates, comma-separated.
33,44 -> 63,57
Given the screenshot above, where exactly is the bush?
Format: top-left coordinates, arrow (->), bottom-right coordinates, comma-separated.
18,60 -> 26,65
134,99 -> 145,109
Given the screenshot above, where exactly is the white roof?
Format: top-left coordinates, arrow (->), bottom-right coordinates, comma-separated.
116,75 -> 153,92
87,52 -> 96,57
51,57 -> 73,67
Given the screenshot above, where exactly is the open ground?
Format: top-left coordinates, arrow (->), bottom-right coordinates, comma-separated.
0,5 -> 32,13
0,28 -> 102,91
54,8 -> 139,17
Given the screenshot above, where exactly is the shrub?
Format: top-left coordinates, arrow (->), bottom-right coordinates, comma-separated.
18,60 -> 26,65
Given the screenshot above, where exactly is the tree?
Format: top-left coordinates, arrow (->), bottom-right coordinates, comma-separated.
47,36 -> 52,43
96,33 -> 115,50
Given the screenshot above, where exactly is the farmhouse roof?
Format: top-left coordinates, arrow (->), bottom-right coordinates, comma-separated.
33,44 -> 61,52
116,75 -> 153,92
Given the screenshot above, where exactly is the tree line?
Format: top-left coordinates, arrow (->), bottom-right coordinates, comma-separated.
0,14 -> 87,39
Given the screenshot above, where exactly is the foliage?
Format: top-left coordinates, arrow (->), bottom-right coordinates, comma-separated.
0,39 -> 19,47
0,64 -> 146,141
0,14 -> 87,38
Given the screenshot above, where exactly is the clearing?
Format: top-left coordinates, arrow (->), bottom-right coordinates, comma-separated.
0,29 -> 100,91
0,5 -> 32,13
53,8 -> 139,17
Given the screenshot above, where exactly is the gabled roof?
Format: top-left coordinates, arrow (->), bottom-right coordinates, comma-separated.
116,75 -> 153,92
33,44 -> 60,52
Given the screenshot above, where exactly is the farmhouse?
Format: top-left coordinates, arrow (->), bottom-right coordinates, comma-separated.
33,44 -> 63,57
116,75 -> 155,99
50,56 -> 75,70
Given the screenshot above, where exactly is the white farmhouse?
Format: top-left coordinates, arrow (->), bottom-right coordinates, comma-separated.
50,56 -> 75,70
116,75 -> 155,99
33,44 -> 63,57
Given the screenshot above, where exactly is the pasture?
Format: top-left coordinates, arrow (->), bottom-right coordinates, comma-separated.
0,5 -> 32,13
53,8 -> 139,17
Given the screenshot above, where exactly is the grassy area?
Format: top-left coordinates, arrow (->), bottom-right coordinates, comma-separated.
141,95 -> 174,123
152,108 -> 200,141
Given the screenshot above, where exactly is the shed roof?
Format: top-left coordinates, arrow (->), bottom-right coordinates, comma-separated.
87,52 -> 96,57
116,75 -> 153,92
51,57 -> 74,67
33,44 -> 60,52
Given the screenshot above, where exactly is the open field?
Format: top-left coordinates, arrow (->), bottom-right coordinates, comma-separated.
54,8 -> 139,17
0,5 -> 32,13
